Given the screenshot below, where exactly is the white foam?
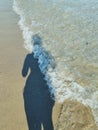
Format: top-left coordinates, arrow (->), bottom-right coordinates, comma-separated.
13,0 -> 33,52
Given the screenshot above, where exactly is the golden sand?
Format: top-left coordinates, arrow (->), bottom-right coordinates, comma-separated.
0,1 -> 28,129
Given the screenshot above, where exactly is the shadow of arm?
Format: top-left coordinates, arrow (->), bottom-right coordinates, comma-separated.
22,55 -> 29,77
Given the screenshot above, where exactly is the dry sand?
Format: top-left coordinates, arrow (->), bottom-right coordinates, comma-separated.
0,1 -> 60,130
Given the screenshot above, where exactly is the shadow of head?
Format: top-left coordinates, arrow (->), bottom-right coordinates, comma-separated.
32,34 -> 56,70
32,34 -> 42,46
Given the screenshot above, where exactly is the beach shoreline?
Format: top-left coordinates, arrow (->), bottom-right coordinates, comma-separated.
0,1 -> 61,129
1,1 -> 97,130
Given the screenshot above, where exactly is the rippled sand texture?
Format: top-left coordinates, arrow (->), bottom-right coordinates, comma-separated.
56,100 -> 98,130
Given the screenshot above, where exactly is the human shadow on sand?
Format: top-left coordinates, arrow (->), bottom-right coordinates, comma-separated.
22,35 -> 55,130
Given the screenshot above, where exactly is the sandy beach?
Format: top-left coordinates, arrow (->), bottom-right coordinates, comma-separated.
0,0 -> 29,129
0,1 -> 61,130
1,1 -> 98,130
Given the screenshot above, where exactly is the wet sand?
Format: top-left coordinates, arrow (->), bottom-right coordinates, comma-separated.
0,0 -> 28,129
0,1 -> 61,130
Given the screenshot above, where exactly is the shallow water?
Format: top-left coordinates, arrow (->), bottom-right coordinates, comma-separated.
13,0 -> 98,125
